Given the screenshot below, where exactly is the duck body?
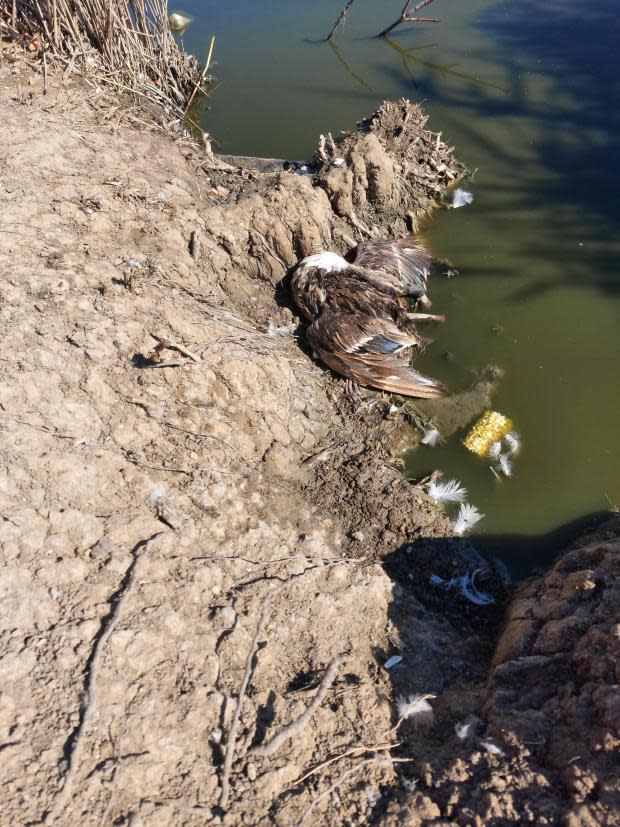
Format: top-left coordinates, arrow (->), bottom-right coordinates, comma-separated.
290,238 -> 447,398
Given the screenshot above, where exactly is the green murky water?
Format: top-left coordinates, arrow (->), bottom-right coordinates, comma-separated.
179,0 -> 619,574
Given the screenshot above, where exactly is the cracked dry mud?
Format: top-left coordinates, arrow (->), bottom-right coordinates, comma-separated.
0,60 -> 618,826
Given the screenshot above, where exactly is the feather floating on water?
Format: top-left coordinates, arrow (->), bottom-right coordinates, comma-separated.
496,453 -> 512,478
426,478 -> 467,504
488,440 -> 502,460
451,503 -> 484,536
503,431 -> 521,455
452,188 -> 474,208
420,427 -> 440,446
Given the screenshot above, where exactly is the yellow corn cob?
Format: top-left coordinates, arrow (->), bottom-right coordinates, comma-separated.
463,411 -> 513,457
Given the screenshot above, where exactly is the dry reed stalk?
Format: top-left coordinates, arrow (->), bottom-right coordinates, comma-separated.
183,33 -> 214,115
1,0 -> 208,124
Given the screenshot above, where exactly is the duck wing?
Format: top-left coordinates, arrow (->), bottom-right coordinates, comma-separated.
320,270 -> 410,320
350,237 -> 432,295
306,310 -> 446,399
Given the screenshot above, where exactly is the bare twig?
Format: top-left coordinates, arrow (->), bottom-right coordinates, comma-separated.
253,654 -> 344,757
293,741 -> 400,786
296,763 -> 364,825
325,0 -> 358,41
143,358 -> 196,369
220,588 -> 275,808
149,333 -> 201,363
378,0 -> 439,38
295,754 -> 414,825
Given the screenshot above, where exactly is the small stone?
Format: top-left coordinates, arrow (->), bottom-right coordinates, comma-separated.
155,497 -> 183,529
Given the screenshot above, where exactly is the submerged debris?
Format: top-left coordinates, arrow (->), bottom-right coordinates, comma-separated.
430,570 -> 494,606
464,411 -> 513,457
426,478 -> 467,505
451,503 -> 484,536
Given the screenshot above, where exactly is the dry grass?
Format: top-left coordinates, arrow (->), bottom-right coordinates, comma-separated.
1,0 -> 206,121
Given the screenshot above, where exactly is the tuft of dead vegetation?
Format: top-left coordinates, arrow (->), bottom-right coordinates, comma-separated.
0,0 -> 207,121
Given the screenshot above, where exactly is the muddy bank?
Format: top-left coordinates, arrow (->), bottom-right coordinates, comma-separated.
0,57 -> 618,827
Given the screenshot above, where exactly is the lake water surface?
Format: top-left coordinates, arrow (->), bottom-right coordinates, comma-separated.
179,0 -> 619,574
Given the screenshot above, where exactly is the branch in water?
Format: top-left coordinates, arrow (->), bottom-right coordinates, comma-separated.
326,0 -> 358,41
377,0 -> 440,38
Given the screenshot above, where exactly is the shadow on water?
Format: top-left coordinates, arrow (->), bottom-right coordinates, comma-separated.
380,34 -> 510,95
363,2 -> 620,297
476,0 -> 620,230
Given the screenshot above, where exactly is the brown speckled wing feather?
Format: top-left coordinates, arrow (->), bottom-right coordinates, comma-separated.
307,310 -> 446,399
320,271 -> 410,320
350,237 -> 432,294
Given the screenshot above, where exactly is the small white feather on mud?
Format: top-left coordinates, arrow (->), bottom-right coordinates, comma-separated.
480,740 -> 505,757
397,694 -> 435,727
455,719 -> 479,740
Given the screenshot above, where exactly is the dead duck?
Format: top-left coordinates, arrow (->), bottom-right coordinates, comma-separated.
290,238 -> 447,398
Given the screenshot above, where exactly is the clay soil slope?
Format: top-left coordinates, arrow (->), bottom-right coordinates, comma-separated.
0,58 -> 618,827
